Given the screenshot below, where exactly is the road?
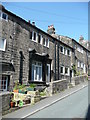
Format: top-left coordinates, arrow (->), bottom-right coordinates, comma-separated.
26,86 -> 88,118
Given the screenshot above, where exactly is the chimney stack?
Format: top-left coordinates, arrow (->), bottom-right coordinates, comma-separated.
79,35 -> 84,43
47,25 -> 55,35
28,20 -> 31,24
32,21 -> 35,26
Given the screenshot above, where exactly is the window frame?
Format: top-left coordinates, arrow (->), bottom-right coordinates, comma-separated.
77,61 -> 80,68
0,38 -> 6,51
65,67 -> 69,76
60,66 -> 64,75
33,31 -> 37,41
0,11 -> 8,21
38,34 -> 42,44
60,46 -> 64,54
32,61 -> 42,81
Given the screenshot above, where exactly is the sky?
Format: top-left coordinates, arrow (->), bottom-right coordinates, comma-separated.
2,2 -> 88,42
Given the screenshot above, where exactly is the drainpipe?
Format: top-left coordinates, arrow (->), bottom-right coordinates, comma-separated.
55,42 -> 56,80
57,43 -> 59,80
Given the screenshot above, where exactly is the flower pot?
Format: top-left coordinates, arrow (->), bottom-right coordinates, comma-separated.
26,87 -> 34,91
13,90 -> 18,93
18,90 -> 27,94
10,102 -> 15,108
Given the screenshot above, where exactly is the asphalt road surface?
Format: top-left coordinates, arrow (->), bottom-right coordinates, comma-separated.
26,86 -> 88,118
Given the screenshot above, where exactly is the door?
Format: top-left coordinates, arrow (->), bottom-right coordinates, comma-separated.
46,64 -> 50,83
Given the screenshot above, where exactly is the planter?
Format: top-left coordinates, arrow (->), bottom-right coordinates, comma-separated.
13,90 -> 18,93
26,87 -> 34,91
18,90 -> 27,94
23,99 -> 30,104
10,101 -> 15,108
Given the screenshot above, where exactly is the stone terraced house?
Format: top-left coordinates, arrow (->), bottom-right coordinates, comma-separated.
0,4 -> 90,91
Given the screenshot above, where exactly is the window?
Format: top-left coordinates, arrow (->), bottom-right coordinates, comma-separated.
65,67 -> 69,75
77,45 -> 83,53
32,61 -> 42,81
81,62 -> 83,68
33,32 -> 36,41
30,31 -> 32,40
67,49 -> 71,56
38,34 -> 41,44
46,39 -> 49,47
0,39 -> 6,51
46,64 -> 50,82
60,66 -> 64,74
0,11 -> 1,18
43,38 -> 46,46
60,46 -> 64,54
78,61 -> 80,67
0,11 -> 8,21
65,48 -> 67,55
0,75 -> 8,91
43,37 -> 49,48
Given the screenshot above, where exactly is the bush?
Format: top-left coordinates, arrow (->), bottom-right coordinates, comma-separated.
29,84 -> 36,88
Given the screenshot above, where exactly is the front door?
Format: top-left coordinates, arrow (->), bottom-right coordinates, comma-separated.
46,64 -> 50,83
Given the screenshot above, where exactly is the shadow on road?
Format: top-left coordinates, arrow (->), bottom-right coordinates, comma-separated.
85,104 -> 90,120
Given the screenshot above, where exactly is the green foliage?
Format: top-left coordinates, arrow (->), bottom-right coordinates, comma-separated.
75,71 -> 81,76
13,81 -> 25,90
87,76 -> 88,80
29,84 -> 36,88
72,64 -> 76,76
40,91 -> 46,96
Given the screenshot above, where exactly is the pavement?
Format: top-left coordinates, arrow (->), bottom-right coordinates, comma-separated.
3,81 -> 88,119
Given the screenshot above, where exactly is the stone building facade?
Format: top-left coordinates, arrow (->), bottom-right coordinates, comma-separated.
0,5 -> 90,91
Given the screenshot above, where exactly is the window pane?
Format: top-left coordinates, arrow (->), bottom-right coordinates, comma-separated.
0,39 -> 4,49
0,11 -> 1,18
2,13 -> 7,20
65,68 -> 68,74
60,46 -> 63,53
46,39 -> 48,47
67,50 -> 70,55
33,32 -> 36,40
38,35 -> 41,43
32,65 -> 34,80
43,38 -> 45,45
35,66 -> 38,80
39,67 -> 42,80
61,67 -> 63,73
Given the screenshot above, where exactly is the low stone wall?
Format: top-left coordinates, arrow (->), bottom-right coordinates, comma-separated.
50,79 -> 68,94
71,75 -> 87,86
0,92 -> 11,115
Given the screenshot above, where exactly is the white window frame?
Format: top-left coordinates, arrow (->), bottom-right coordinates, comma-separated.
0,38 -> 6,51
38,34 -> 42,44
67,49 -> 71,56
60,66 -> 64,75
46,64 -> 50,83
60,46 -> 64,54
43,37 -> 46,46
46,38 -> 49,48
32,61 -> 42,81
81,62 -> 83,68
65,48 -> 67,55
33,31 -> 37,42
0,11 -> 8,21
65,67 -> 70,76
77,61 -> 80,68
